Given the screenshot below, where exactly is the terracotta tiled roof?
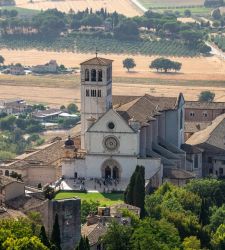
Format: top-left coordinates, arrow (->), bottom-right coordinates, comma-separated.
185,101 -> 225,110
163,168 -> 196,180
81,222 -> 107,246
185,122 -> 211,133
114,94 -> 179,123
0,176 -> 23,187
1,139 -> 64,170
80,57 -> 113,66
0,208 -> 26,220
186,114 -> 225,151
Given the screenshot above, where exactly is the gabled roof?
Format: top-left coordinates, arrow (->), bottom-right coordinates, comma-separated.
0,139 -> 64,170
114,94 -> 180,124
82,222 -> 107,246
0,175 -> 23,188
163,168 -> 196,180
186,114 -> 225,151
80,57 -> 113,66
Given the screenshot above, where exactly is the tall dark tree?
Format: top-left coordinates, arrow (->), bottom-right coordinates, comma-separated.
75,236 -> 90,250
133,166 -> 145,218
124,166 -> 145,218
124,169 -> 136,204
51,214 -> 61,250
39,226 -> 51,248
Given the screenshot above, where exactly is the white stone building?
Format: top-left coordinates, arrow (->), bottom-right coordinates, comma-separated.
62,56 -> 192,189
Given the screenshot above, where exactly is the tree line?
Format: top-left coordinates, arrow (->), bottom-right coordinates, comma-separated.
123,57 -> 183,73
0,8 -> 211,54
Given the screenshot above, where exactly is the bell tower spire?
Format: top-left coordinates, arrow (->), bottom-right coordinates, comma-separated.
80,56 -> 113,149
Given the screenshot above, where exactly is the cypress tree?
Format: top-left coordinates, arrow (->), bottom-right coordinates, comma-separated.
75,236 -> 90,250
133,166 -> 145,218
39,225 -> 51,248
124,165 -> 145,218
51,214 -> 61,250
124,168 -> 136,204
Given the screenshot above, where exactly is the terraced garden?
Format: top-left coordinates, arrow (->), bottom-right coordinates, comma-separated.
0,34 -> 198,57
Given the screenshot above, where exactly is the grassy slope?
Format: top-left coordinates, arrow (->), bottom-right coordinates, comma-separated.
54,192 -> 124,206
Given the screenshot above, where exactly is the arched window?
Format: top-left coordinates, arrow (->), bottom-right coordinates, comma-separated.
5,170 -> 9,176
97,90 -> 101,97
85,69 -> 89,81
113,166 -> 119,180
105,166 -> 111,179
98,70 -> 102,82
86,89 -> 90,97
91,69 -> 96,81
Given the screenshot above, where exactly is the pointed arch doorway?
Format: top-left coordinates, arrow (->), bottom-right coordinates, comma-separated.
101,159 -> 121,180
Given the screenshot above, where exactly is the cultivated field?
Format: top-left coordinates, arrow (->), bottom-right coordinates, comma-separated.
15,0 -> 142,17
0,49 -> 225,106
1,49 -> 225,81
139,0 -> 204,8
0,74 -> 225,108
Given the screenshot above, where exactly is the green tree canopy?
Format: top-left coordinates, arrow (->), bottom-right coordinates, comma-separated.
75,236 -> 90,250
102,221 -> 132,250
211,224 -> 225,250
123,58 -> 136,72
150,57 -> 182,72
131,218 -> 181,250
67,103 -> 78,114
182,236 -> 201,250
198,91 -> 215,102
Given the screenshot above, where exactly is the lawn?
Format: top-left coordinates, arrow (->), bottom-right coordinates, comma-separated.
54,192 -> 124,206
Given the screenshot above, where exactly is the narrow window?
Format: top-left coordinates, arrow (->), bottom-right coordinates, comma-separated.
194,155 -> 198,169
94,90 -> 97,97
107,68 -> 110,81
203,111 -> 208,117
98,90 -> 101,97
91,69 -> 96,81
85,69 -> 89,81
98,70 -> 102,82
86,89 -> 89,97
180,109 -> 183,129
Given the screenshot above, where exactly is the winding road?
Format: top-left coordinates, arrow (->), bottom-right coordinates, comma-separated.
130,0 -> 148,12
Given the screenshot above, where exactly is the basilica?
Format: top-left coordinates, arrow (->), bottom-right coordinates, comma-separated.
62,56 -> 192,189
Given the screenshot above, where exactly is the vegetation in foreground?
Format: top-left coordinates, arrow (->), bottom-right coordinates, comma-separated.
2,177 -> 225,249
103,178 -> 225,250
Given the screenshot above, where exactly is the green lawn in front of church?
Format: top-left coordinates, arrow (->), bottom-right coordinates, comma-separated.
54,192 -> 124,206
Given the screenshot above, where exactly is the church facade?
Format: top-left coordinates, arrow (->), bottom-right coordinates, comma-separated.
62,56 -> 187,189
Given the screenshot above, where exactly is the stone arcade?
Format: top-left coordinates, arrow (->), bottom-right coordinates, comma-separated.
62,56 -> 189,189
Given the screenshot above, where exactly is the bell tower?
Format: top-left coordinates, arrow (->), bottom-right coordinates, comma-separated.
80,55 -> 113,149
